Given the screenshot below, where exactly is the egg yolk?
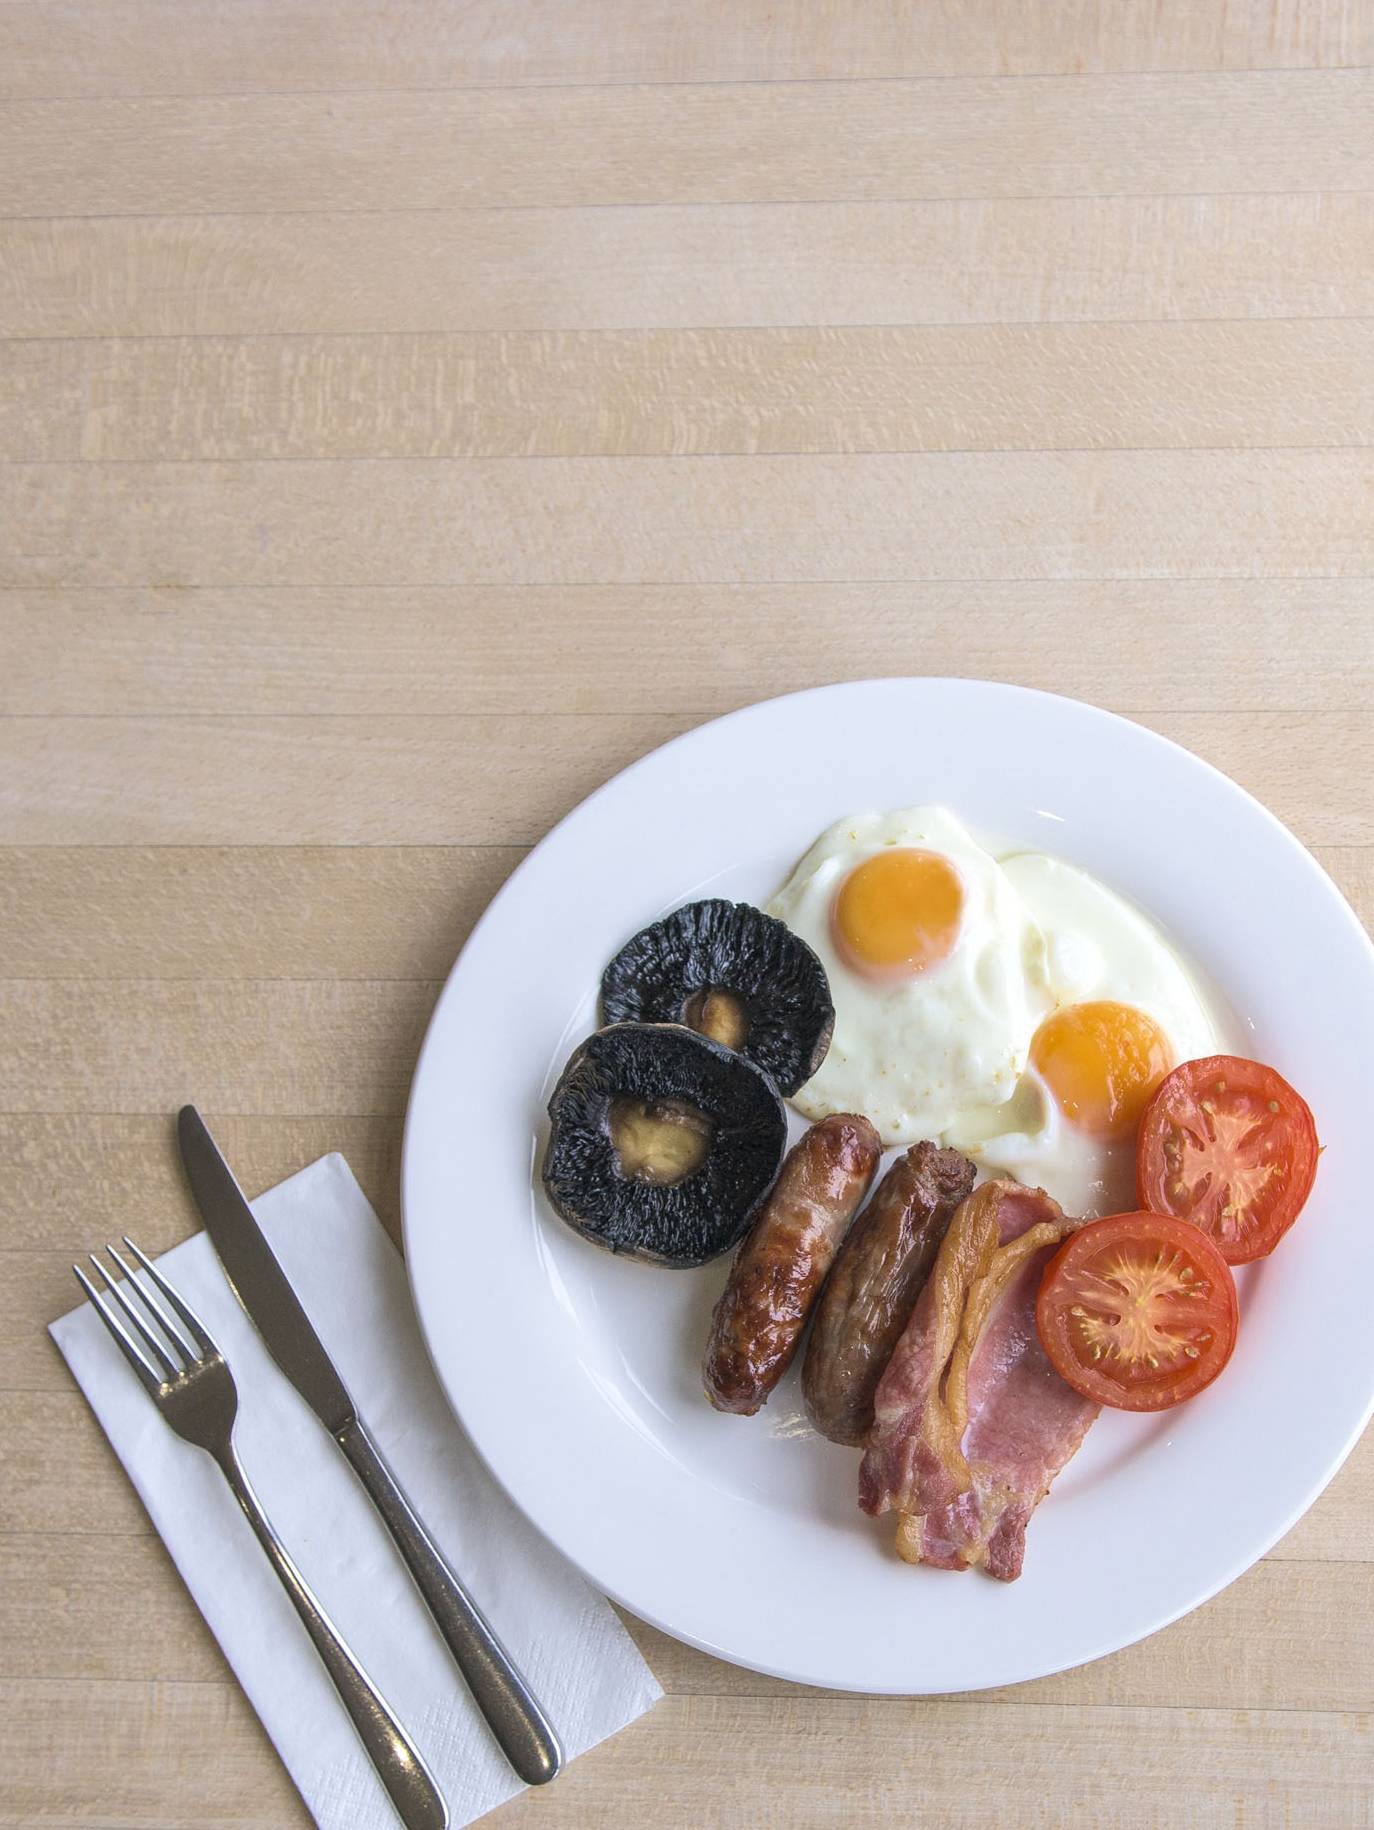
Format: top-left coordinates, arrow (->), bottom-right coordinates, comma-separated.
832,848 -> 965,977
1030,1000 -> 1172,1139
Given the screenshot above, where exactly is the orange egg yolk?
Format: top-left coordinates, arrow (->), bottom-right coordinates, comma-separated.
831,848 -> 965,977
1030,1000 -> 1173,1139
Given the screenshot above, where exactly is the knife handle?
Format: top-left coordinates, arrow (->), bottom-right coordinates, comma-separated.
336,1417 -> 564,1787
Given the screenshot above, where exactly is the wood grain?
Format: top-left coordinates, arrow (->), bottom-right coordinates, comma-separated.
6,321 -> 1374,462
491,1696 -> 1372,1830
5,194 -> 1373,338
5,583 -> 1374,714
5,72 -> 1372,217
0,847 -> 526,978
0,1113 -> 403,1253
2,1 -> 1370,101
5,5 -> 1372,1824
0,979 -> 439,1114
1,1681 -> 1367,1830
5,450 -> 1374,589
0,1679 -> 308,1829
0,712 -> 690,843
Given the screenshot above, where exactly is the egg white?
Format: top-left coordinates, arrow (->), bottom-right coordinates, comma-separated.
945,851 -> 1233,1217
765,806 -> 1050,1145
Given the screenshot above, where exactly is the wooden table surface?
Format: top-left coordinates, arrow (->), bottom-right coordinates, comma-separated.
4,4 -> 1374,1825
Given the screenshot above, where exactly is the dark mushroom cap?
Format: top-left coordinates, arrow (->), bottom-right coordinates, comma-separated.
542,1022 -> 788,1266
600,899 -> 834,1096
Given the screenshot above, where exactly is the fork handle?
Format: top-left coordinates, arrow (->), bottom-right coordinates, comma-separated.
336,1417 -> 564,1786
215,1443 -> 449,1830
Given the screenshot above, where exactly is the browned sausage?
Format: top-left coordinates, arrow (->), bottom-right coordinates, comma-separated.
802,1140 -> 976,1445
703,1114 -> 881,1415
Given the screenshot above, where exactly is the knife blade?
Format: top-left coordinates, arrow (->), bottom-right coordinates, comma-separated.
176,1104 -> 563,1786
177,1105 -> 356,1433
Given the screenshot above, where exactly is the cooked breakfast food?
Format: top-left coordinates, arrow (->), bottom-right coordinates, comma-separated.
1136,1055 -> 1319,1262
766,808 -> 1046,1147
543,1022 -> 787,1266
704,1113 -> 880,1415
600,899 -> 834,1096
1037,1211 -> 1238,1411
802,1140 -> 975,1446
955,852 -> 1228,1219
538,798 -> 1323,1582
860,1180 -> 1095,1580
768,807 -> 1229,1219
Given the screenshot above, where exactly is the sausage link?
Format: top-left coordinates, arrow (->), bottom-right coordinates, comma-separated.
802,1141 -> 976,1445
703,1114 -> 881,1415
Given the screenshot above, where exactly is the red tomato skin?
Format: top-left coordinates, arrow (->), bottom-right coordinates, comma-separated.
1137,1055 -> 1318,1264
1036,1212 -> 1239,1413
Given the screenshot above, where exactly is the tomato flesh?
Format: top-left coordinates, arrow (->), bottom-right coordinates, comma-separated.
1137,1055 -> 1318,1264
1036,1212 -> 1239,1412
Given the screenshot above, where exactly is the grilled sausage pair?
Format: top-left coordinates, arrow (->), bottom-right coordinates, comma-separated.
703,1117 -> 975,1437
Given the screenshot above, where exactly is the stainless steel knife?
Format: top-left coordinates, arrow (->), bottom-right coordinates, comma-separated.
177,1104 -> 563,1787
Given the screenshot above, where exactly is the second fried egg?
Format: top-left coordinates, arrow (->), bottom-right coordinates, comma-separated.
946,852 -> 1231,1216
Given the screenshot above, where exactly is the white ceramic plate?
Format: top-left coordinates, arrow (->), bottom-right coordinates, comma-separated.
403,680 -> 1374,1693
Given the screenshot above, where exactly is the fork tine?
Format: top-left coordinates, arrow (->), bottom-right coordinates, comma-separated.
107,1241 -> 198,1362
122,1236 -> 217,1359
88,1253 -> 181,1383
73,1263 -> 165,1395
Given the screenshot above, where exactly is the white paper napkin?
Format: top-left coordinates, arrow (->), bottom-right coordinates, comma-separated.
50,1152 -> 662,1828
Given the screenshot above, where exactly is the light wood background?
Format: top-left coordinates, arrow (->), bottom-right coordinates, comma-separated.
3,4 -> 1373,1825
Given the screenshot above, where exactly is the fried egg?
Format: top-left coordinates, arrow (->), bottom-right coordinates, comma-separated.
945,852 -> 1232,1217
766,807 -> 1049,1143
768,808 -> 1235,1218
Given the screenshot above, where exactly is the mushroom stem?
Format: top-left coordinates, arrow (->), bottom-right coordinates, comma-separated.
684,987 -> 750,1052
608,1096 -> 714,1186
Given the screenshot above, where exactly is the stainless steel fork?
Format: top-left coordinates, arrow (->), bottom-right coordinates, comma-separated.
75,1240 -> 449,1830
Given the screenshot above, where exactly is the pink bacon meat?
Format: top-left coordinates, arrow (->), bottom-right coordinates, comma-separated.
858,1180 -> 1098,1581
